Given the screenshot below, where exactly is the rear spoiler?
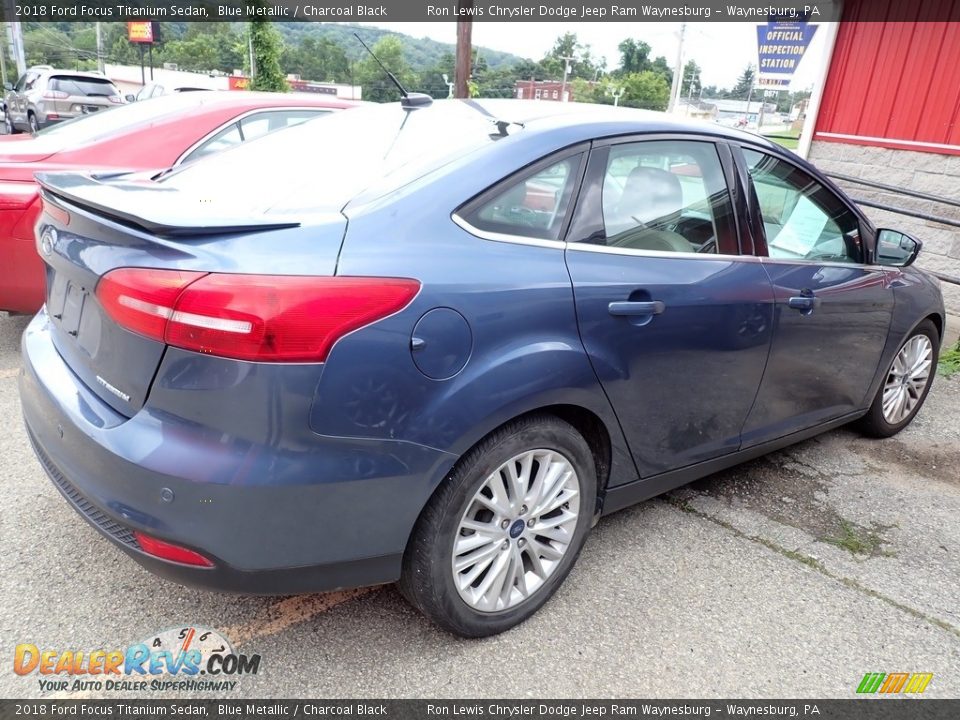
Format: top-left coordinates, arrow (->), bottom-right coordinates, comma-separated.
36,172 -> 300,238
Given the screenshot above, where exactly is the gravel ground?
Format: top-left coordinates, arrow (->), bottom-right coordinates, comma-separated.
0,310 -> 958,699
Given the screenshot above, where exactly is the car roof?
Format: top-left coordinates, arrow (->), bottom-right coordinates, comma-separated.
136,90 -> 358,111
447,98 -> 780,150
33,68 -> 114,80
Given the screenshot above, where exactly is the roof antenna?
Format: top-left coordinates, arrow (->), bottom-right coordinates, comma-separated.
354,33 -> 432,109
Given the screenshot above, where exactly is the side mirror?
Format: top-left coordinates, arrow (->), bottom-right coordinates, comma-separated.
876,229 -> 922,267
125,94 -> 136,103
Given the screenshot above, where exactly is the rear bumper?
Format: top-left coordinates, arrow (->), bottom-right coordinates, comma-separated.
20,311 -> 457,594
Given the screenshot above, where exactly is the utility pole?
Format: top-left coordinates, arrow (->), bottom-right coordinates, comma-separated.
559,54 -> 574,102
684,69 -> 698,115
248,32 -> 256,80
0,23 -> 7,88
9,21 -> 25,77
667,23 -> 686,112
454,1 -> 473,98
95,22 -> 104,74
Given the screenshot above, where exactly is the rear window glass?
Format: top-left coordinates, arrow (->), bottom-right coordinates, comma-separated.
49,76 -> 119,97
34,94 -> 211,146
160,102 -> 506,216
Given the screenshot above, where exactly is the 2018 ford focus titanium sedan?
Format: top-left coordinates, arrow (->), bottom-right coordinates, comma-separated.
20,100 -> 944,637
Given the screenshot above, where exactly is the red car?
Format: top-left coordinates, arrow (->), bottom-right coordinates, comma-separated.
0,91 -> 356,313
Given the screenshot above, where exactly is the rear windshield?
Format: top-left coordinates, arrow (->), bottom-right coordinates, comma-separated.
159,101 -> 506,215
35,94 -> 210,146
49,75 -> 119,97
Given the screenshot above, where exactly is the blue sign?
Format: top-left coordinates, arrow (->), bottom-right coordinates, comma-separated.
756,21 -> 818,88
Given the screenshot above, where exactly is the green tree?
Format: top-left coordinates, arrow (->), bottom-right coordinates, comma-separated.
616,39 -> 652,76
539,33 -> 602,82
249,13 -> 288,92
620,71 -> 671,111
731,64 -> 756,100
680,60 -> 702,97
354,35 -> 415,102
283,36 -> 350,83
649,56 -> 673,87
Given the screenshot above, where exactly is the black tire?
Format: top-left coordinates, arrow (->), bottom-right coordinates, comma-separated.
856,319 -> 939,438
27,112 -> 38,133
399,414 -> 597,637
4,112 -> 17,135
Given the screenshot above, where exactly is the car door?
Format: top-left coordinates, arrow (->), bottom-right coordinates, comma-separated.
564,137 -> 775,478
735,146 -> 895,446
10,73 -> 32,123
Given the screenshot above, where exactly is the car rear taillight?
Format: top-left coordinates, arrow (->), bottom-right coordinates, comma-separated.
43,91 -> 69,100
134,531 -> 214,567
96,269 -> 420,362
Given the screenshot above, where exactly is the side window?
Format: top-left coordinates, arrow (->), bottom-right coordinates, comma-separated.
458,154 -> 582,241
181,123 -> 243,164
14,74 -> 27,92
744,149 -> 862,263
599,140 -> 736,254
239,110 -> 328,143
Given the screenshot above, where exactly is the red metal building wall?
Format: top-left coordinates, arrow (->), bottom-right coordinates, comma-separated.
815,0 -> 960,155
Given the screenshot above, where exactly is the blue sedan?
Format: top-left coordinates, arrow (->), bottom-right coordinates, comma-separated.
20,99 -> 944,637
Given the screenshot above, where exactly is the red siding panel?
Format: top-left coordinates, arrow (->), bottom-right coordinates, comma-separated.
815,0 -> 960,154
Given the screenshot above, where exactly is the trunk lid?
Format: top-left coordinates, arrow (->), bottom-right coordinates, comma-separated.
0,136 -> 60,164
36,172 -> 345,417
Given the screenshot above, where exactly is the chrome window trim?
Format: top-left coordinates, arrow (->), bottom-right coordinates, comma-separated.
758,255 -> 887,272
451,213 -> 566,249
173,106 -> 334,167
566,242 -> 758,262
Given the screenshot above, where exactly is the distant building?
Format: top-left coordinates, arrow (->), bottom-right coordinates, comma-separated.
671,99 -> 718,122
104,64 -> 360,100
701,98 -> 777,126
514,80 -> 574,102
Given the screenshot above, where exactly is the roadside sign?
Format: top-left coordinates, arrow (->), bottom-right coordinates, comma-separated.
127,22 -> 154,44
756,21 -> 818,90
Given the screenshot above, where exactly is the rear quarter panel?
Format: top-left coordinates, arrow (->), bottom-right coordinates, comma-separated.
317,129 -> 638,495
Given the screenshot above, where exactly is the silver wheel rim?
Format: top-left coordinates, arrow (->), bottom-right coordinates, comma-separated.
452,449 -> 580,613
882,334 -> 933,424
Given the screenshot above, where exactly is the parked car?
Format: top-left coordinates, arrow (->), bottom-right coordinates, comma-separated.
3,67 -> 124,133
20,100 -> 944,637
0,91 -> 356,313
131,83 -> 214,102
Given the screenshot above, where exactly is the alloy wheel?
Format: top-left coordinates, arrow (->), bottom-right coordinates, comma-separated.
882,334 -> 933,424
452,449 -> 580,613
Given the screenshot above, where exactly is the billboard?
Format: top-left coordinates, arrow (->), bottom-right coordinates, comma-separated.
127,22 -> 155,44
755,21 -> 818,89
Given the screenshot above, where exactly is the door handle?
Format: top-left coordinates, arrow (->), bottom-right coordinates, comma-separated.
608,300 -> 666,317
787,295 -> 820,312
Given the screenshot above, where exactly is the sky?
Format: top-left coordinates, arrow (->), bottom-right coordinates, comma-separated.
360,22 -> 830,92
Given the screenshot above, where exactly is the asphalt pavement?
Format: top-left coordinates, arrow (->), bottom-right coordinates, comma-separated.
1,310 -> 958,699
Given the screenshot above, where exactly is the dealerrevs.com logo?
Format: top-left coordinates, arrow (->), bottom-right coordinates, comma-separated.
14,626 -> 260,693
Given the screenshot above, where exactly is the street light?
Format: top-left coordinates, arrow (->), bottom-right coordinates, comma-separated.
442,73 -> 454,99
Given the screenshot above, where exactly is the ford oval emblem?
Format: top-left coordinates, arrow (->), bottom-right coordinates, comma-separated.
40,227 -> 57,256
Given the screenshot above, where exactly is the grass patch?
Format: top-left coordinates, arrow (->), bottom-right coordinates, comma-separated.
762,129 -> 800,150
938,343 -> 960,378
823,519 -> 894,557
